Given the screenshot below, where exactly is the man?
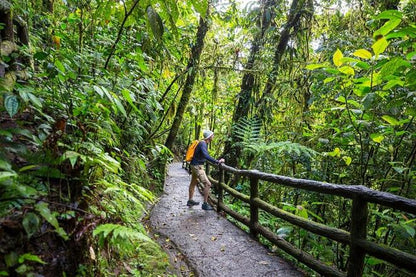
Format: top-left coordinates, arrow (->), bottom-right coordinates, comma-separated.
187,130 -> 225,210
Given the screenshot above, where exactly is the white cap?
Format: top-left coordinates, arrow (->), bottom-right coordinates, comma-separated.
203,130 -> 214,140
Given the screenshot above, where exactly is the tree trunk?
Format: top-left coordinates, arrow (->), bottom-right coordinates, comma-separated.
0,1 -> 13,42
210,66 -> 219,132
257,0 -> 306,119
222,0 -> 276,167
194,100 -> 203,140
164,9 -> 210,151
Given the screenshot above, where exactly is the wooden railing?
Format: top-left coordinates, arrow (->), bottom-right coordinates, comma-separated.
184,161 -> 416,277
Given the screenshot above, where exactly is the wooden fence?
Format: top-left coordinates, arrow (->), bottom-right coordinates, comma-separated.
183,161 -> 416,277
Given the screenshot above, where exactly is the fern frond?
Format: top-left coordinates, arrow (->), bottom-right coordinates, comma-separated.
233,116 -> 262,147
93,224 -> 155,254
102,186 -> 146,211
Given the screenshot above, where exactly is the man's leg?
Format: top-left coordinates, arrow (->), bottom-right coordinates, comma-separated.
187,166 -> 200,206
189,173 -> 198,200
196,167 -> 213,210
201,179 -> 213,210
203,180 -> 212,203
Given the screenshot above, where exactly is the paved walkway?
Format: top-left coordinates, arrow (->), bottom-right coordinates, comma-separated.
149,163 -> 304,277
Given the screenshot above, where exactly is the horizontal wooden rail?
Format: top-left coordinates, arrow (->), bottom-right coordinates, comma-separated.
183,161 -> 416,276
219,201 -> 250,227
219,164 -> 416,214
208,175 -> 249,202
256,224 -> 346,277
356,239 -> 416,272
254,198 -> 350,244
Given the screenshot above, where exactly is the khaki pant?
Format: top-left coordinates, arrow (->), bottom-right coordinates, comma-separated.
189,165 -> 211,203
191,165 -> 209,186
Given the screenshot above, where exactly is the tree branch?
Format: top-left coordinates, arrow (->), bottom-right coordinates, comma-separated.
104,0 -> 140,70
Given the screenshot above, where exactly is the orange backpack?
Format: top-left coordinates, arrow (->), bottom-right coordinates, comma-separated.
185,140 -> 200,162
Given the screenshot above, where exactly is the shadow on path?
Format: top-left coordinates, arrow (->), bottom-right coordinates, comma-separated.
150,163 -> 304,277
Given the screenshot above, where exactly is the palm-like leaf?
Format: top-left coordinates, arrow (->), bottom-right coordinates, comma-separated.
233,116 -> 262,148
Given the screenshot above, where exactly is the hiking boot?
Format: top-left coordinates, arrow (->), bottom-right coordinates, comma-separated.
202,202 -> 214,210
187,199 -> 200,206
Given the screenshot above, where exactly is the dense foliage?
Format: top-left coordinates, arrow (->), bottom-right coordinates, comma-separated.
0,0 -> 415,276
0,0 -> 199,275
210,1 -> 416,276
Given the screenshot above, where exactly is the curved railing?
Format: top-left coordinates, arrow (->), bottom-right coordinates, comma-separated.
183,161 -> 416,277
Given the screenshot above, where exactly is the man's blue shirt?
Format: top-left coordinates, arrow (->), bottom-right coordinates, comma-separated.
190,140 -> 218,165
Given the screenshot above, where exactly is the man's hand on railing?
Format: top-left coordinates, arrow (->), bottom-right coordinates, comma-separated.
218,158 -> 225,164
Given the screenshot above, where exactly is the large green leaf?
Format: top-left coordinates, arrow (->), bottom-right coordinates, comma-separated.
62,151 -> 81,168
4,94 -> 19,118
54,60 -> 65,73
382,115 -> 400,126
0,159 -> 12,171
306,63 -> 327,70
100,86 -> 113,102
112,94 -> 127,118
28,93 -> 42,108
35,202 -> 69,240
93,85 -> 104,97
386,27 -> 416,39
362,92 -> 376,109
383,79 -> 404,90
333,49 -> 343,67
375,10 -> 402,20
0,171 -> 17,181
18,253 -> 46,264
327,147 -> 341,158
342,156 -> 352,166
22,213 -> 40,238
355,61 -> 371,70
370,133 -> 385,143
121,88 -> 140,113
324,77 -> 335,84
406,51 -> 416,60
374,19 -> 401,38
372,37 -> 389,57
379,57 -> 410,78
401,223 -> 415,237
339,66 -> 355,75
353,49 -> 372,60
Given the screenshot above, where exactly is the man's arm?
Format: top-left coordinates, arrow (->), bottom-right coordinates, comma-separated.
200,141 -> 220,164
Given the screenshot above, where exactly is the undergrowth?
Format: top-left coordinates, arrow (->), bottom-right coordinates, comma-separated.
0,0 -> 174,275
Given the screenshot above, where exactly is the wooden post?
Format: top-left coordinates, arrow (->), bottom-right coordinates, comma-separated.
206,163 -> 210,176
217,164 -> 224,213
347,196 -> 368,277
249,175 -> 259,239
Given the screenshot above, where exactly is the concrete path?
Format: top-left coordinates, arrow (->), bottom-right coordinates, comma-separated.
149,162 -> 304,277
